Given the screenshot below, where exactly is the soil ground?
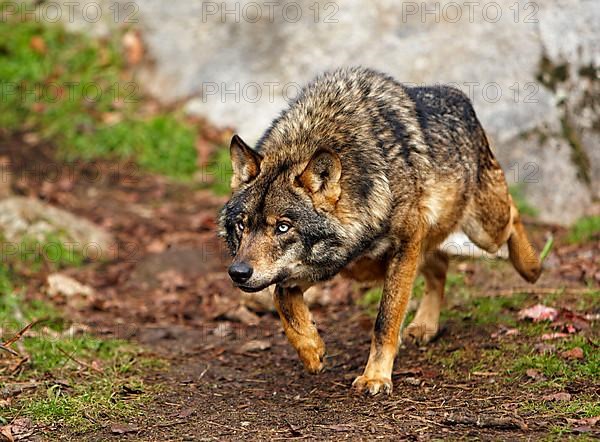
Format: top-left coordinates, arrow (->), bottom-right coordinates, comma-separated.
1,134 -> 599,441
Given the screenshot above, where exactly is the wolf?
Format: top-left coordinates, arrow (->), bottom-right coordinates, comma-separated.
219,67 -> 541,395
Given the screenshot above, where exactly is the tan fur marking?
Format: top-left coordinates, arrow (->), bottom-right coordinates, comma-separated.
353,237 -> 422,395
273,286 -> 325,373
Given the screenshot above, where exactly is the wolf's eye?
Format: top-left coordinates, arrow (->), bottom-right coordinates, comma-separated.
236,221 -> 245,232
275,222 -> 291,235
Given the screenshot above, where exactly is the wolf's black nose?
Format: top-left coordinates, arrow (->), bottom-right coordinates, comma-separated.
228,262 -> 253,283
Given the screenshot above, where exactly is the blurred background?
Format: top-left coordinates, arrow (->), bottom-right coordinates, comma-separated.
0,1 -> 598,439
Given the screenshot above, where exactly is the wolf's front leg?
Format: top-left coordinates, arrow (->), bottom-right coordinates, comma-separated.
273,285 -> 325,374
353,241 -> 421,395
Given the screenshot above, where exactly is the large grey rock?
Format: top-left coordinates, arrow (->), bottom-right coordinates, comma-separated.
0,197 -> 114,260
45,0 -> 600,224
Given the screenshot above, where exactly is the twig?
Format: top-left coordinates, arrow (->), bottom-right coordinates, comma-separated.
442,413 -> 528,430
198,364 -> 210,380
408,414 -> 444,427
10,356 -> 29,374
484,287 -> 590,297
2,318 -> 47,347
152,420 -> 187,429
57,347 -> 103,373
0,344 -> 20,357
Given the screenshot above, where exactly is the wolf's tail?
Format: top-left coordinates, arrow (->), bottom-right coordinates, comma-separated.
507,200 -> 542,283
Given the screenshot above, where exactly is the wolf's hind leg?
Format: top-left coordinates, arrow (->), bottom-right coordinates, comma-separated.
273,285 -> 325,374
402,250 -> 449,345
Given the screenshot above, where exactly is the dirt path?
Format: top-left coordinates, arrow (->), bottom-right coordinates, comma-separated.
2,136 -> 598,440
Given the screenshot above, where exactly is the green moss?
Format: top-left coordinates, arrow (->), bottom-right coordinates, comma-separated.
202,146 -> 234,195
511,336 -> 600,385
0,267 -> 165,432
537,55 -> 569,92
561,117 -> 592,185
567,216 -> 600,244
578,64 -> 599,81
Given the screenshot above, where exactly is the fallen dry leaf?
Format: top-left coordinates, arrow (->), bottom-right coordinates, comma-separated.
238,339 -> 272,353
177,408 -> 196,419
224,305 -> 260,326
525,368 -> 545,380
534,342 -> 556,353
560,347 -> 584,360
491,327 -> 519,338
146,239 -> 167,253
0,425 -> 13,442
566,416 -> 600,427
157,270 -> 188,291
22,133 -> 40,145
110,424 -> 139,435
542,392 -> 572,402
29,36 -> 46,54
541,332 -> 570,340
571,425 -> 594,434
122,30 -> 144,65
101,112 -> 123,125
394,367 -> 422,376
552,309 -> 590,333
518,304 -> 558,322
3,418 -> 34,441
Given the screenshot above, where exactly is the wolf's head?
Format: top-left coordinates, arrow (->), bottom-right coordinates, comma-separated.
219,135 -> 350,292
219,69 -> 397,292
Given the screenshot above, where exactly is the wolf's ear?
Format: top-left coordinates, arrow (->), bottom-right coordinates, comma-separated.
230,135 -> 262,190
298,148 -> 342,211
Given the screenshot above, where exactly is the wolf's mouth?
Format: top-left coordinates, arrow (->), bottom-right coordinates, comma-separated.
235,282 -> 271,293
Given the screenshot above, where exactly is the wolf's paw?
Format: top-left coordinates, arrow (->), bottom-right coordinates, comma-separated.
297,341 -> 325,374
402,321 -> 438,345
352,375 -> 393,396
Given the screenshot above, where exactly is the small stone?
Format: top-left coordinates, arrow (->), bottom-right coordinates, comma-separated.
47,273 -> 95,298
403,377 -> 421,386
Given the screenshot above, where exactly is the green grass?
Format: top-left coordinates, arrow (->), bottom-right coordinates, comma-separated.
465,293 -> 529,326
0,268 -> 164,432
357,286 -> 383,318
14,232 -> 85,272
521,396 -> 600,436
567,216 -> 600,244
203,146 -> 233,195
358,275 -> 427,318
511,336 -> 600,386
575,288 -> 600,311
0,3 -> 198,179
